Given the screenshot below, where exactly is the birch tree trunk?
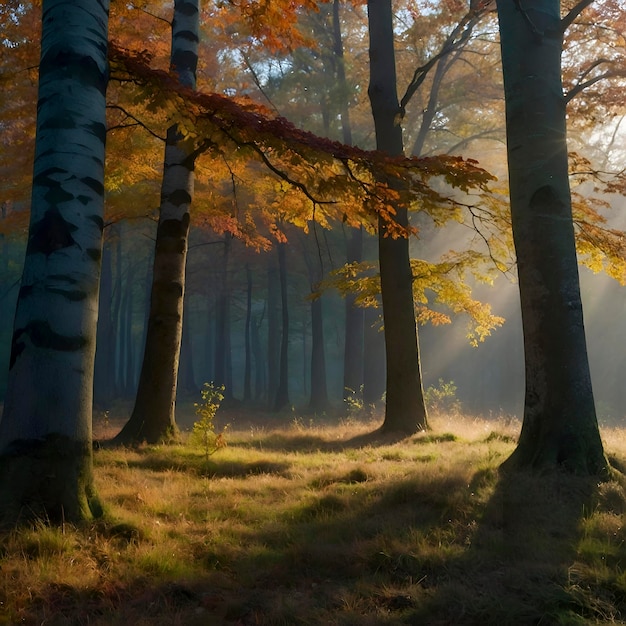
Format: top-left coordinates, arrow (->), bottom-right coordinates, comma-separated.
496,0 -> 608,475
367,0 -> 428,434
114,0 -> 199,444
0,0 -> 109,524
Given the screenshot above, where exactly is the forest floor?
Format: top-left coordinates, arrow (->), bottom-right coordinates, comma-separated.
2,407 -> 626,625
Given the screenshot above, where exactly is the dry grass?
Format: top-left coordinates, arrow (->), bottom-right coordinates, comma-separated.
2,411 -> 626,624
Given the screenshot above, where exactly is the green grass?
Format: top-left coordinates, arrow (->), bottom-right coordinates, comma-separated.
2,413 -> 626,624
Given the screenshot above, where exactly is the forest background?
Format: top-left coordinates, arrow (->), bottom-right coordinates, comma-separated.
1,0 -> 626,424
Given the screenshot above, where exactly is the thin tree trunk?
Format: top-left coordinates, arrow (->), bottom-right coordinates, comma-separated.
343,227 -> 364,400
214,234 -> 233,401
496,0 -> 607,475
122,268 -> 134,396
309,296 -> 329,411
251,313 -> 266,401
267,258 -> 280,406
274,241 -> 290,411
332,0 -> 365,402
367,0 -> 428,433
363,306 -> 386,405
94,234 -> 114,409
0,0 -> 109,523
243,264 -> 253,402
112,224 -> 123,394
114,0 -> 199,444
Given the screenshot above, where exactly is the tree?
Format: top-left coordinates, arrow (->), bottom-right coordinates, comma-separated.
114,0 -> 199,444
274,238 -> 291,410
0,0 -> 109,523
496,0 -> 608,475
367,0 -> 428,434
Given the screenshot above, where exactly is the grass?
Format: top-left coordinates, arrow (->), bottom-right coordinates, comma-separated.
2,411 -> 626,624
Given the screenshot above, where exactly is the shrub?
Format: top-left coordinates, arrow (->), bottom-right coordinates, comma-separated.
190,382 -> 227,460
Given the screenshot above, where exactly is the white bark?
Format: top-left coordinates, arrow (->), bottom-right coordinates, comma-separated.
0,0 -> 109,450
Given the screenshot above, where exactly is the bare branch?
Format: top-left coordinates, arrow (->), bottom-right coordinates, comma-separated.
561,0 -> 595,32
106,104 -> 166,141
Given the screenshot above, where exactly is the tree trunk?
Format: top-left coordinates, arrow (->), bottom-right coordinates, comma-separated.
121,265 -> 135,396
114,0 -> 199,444
309,296 -> 330,411
112,224 -> 123,395
363,306 -> 386,405
94,234 -> 114,409
0,0 -> 109,524
343,227 -> 364,400
267,259 -> 280,406
214,234 -> 233,401
496,0 -> 608,475
243,264 -> 253,402
332,0 -> 365,402
251,313 -> 266,401
367,0 -> 428,434
274,241 -> 290,411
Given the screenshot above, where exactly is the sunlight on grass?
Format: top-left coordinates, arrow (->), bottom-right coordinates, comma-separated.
3,412 -> 626,624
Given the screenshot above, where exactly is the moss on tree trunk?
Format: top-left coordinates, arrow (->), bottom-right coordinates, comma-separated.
0,435 -> 102,526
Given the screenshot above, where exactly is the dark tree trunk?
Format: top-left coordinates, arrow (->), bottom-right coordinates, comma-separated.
114,0 -> 199,444
343,227 -> 364,400
121,268 -> 134,396
112,224 -> 123,395
367,0 -> 428,434
363,306 -> 386,405
333,0 -> 365,401
243,264 -> 253,402
214,234 -> 233,401
496,0 -> 607,475
267,259 -> 280,406
204,290 -> 215,382
0,0 -> 109,524
94,235 -> 114,408
274,241 -> 290,411
309,296 -> 330,411
251,313 -> 266,401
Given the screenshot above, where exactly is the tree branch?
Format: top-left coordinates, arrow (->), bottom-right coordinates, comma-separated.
561,0 -> 595,32
106,105 -> 166,141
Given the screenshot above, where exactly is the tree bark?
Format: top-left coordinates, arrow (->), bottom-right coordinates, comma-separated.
496,0 -> 608,475
309,296 -> 330,411
251,312 -> 266,401
363,305 -> 386,405
267,259 -> 280,406
0,0 -> 109,524
214,234 -> 233,401
367,0 -> 428,434
243,264 -> 253,402
343,227 -> 364,400
94,233 -> 114,409
274,241 -> 290,411
114,0 -> 199,444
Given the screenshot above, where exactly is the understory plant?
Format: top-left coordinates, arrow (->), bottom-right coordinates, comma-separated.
191,382 -> 227,460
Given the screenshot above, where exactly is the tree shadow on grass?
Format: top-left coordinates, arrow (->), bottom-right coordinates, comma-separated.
404,469 -> 618,625
16,465 -> 625,625
117,448 -> 292,479
231,427 -> 442,454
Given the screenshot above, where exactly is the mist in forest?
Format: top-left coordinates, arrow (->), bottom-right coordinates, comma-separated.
2,190 -> 626,426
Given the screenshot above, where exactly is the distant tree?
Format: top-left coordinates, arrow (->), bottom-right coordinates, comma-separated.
274,238 -> 291,410
114,0 -> 199,444
0,0 -> 109,523
496,0 -> 608,475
